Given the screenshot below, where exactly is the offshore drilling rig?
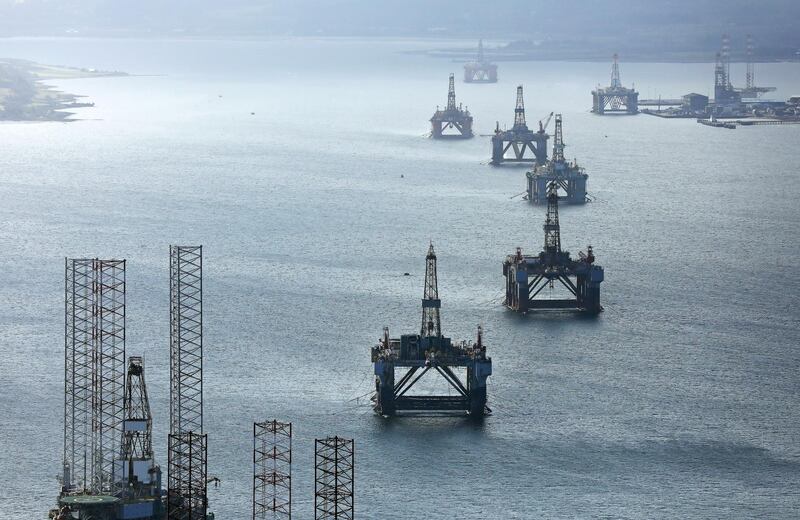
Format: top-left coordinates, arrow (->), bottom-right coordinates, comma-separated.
503,183 -> 604,314
527,114 -> 589,204
463,39 -> 497,83
53,248 -> 213,520
430,74 -> 473,139
372,244 -> 492,416
491,86 -> 549,166
714,34 -> 776,106
592,54 -> 639,115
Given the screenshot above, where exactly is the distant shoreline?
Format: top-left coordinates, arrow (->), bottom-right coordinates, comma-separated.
0,58 -> 127,122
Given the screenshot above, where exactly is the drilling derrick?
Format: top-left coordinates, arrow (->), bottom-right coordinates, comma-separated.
526,114 -> 588,204
491,86 -> 549,166
116,357 -> 165,518
168,245 -> 209,520
463,39 -> 497,83
592,54 -> 639,114
430,74 -> 473,139
421,243 -> 441,337
372,244 -> 492,417
503,182 -> 604,313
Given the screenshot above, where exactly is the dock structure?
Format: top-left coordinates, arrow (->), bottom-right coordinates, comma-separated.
430,74 -> 473,139
372,244 -> 492,417
504,183 -> 603,314
463,39 -> 497,83
592,54 -> 639,114
491,86 -> 549,166
527,114 -> 588,204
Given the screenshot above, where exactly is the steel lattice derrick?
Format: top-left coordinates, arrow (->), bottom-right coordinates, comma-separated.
168,432 -> 208,520
446,73 -> 456,111
552,114 -> 565,163
513,85 -> 526,129
120,357 -> 153,465
170,245 -> 203,435
64,258 -> 95,492
544,183 -> 561,254
94,259 -> 127,493
421,243 -> 441,338
314,437 -> 354,520
254,420 -> 292,520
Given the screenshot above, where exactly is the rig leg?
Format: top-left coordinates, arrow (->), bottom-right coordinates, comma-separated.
374,361 -> 396,416
467,360 -> 492,416
491,136 -> 504,165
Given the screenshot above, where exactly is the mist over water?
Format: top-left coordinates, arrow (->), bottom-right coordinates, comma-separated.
1,38 -> 799,518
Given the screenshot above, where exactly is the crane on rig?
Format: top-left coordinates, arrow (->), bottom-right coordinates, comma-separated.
538,112 -> 554,134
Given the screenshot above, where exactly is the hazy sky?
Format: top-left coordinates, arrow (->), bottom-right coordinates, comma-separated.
0,1 -> 798,57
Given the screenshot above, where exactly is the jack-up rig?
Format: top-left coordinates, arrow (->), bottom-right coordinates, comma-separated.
53,248 -> 214,520
714,34 -> 776,106
491,86 -> 550,166
372,243 -> 492,416
463,39 -> 497,83
430,74 -> 473,139
503,183 -> 604,314
592,54 -> 639,115
527,114 -> 589,204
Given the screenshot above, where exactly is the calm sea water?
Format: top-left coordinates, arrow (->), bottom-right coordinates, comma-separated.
1,37 -> 799,519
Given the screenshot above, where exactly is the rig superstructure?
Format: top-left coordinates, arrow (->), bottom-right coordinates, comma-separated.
491,86 -> 549,166
53,249 -> 214,520
463,39 -> 497,83
592,54 -> 639,115
372,244 -> 492,416
430,74 -> 473,139
527,114 -> 588,204
504,183 -> 603,314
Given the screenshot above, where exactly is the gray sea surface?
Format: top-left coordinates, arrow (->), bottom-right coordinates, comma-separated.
0,37 -> 799,518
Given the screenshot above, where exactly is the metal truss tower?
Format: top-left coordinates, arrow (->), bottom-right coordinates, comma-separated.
421,243 -> 441,338
610,53 -> 622,89
544,182 -> 562,254
446,74 -> 456,111
168,432 -> 208,520
63,258 -> 126,495
170,245 -> 203,435
314,437 -> 354,520
168,245 -> 207,520
117,356 -> 163,500
552,114 -> 565,163
513,85 -> 527,130
254,420 -> 292,520
746,34 -> 754,90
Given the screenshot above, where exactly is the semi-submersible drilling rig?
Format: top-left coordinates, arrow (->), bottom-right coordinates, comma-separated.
504,183 -> 604,314
430,74 -> 473,139
372,244 -> 492,416
527,114 -> 589,204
